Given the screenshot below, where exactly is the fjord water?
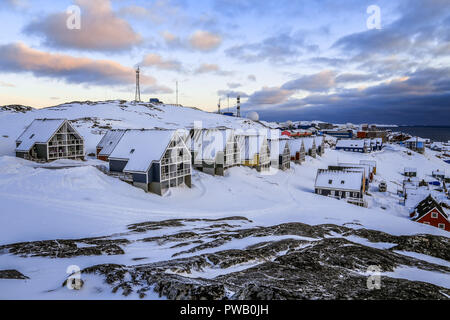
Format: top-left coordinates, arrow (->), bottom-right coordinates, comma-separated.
396,126 -> 450,142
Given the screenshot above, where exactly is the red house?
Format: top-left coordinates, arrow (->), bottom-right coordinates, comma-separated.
410,195 -> 449,231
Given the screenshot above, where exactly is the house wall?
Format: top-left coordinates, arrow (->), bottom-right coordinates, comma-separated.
416,208 -> 450,231
132,173 -> 147,184
148,163 -> 160,183
315,188 -> 362,199
15,151 -> 28,159
35,144 -> 48,160
110,159 -> 128,172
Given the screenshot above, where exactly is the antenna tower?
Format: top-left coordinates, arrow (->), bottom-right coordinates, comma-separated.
135,66 -> 141,102
236,95 -> 241,117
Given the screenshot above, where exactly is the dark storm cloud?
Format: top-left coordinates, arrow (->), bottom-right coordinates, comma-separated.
332,0 -> 450,56
244,67 -> 450,125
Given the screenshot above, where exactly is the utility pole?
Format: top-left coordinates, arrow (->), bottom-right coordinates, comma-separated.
135,66 -> 141,102
218,99 -> 221,114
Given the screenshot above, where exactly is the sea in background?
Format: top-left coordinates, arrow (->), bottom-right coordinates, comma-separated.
395,126 -> 450,142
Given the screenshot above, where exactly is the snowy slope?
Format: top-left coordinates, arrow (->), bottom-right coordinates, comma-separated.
0,100 -> 265,156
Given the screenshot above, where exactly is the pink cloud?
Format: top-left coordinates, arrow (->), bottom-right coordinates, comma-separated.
24,0 -> 142,51
0,42 -> 170,93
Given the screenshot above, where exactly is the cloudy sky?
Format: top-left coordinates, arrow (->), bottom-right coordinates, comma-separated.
0,0 -> 448,124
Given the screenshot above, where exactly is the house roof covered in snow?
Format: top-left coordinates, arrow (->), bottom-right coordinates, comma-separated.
97,129 -> 126,156
268,139 -> 290,160
360,160 -> 377,168
432,170 -> 445,176
411,195 -> 448,221
336,139 -> 365,148
315,170 -> 363,192
301,137 -> 317,151
109,129 -> 186,173
338,163 -> 371,179
287,139 -> 305,156
191,129 -> 235,161
404,167 -> 417,173
405,137 -> 427,143
238,132 -> 268,160
16,119 -> 66,152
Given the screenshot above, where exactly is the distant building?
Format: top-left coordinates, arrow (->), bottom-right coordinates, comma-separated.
268,138 -> 291,171
96,129 -> 126,161
321,129 -> 353,139
314,169 -> 366,207
108,129 -> 191,195
404,167 -> 417,177
237,133 -> 271,172
188,128 -> 241,176
432,170 -> 445,180
410,195 -> 449,231
335,140 -> 369,153
15,119 -> 84,162
403,137 -> 426,154
149,98 -> 163,104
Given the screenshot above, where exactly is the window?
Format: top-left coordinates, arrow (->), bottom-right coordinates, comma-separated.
130,149 -> 135,154
328,179 -> 333,184
331,190 -> 335,196
431,212 -> 438,219
341,180 -> 345,184
29,134 -> 35,139
423,222 -> 430,225
438,223 -> 445,229
317,189 -> 322,195
345,192 -> 350,197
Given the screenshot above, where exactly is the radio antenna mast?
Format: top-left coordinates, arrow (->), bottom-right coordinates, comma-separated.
135,66 -> 141,102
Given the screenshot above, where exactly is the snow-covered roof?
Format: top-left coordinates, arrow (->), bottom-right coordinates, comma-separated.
238,132 -> 268,160
337,163 -> 371,179
411,195 -> 448,221
97,130 -> 126,156
16,119 -> 66,152
287,139 -> 305,156
315,170 -> 363,192
192,129 -> 235,161
405,137 -> 427,143
404,167 -> 417,172
432,170 -> 445,176
336,139 -> 365,148
301,137 -> 317,150
109,129 -> 185,173
269,139 -> 289,160
360,160 -> 377,168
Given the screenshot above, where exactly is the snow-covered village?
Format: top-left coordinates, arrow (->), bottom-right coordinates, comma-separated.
0,0 -> 449,309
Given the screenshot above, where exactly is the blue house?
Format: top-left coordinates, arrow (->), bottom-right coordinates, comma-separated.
321,130 -> 353,139
108,129 -> 191,195
335,140 -> 369,153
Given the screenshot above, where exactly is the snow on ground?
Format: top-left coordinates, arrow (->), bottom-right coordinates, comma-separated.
0,143 -> 448,245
